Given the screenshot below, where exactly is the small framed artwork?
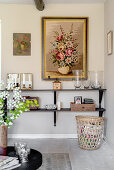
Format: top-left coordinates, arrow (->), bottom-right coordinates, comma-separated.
107,31 -> 113,55
74,96 -> 82,104
7,73 -> 21,89
53,80 -> 61,90
13,33 -> 31,56
20,73 -> 33,90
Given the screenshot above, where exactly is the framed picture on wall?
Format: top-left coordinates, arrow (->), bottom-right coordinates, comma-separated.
107,31 -> 113,55
42,17 -> 88,80
13,33 -> 31,56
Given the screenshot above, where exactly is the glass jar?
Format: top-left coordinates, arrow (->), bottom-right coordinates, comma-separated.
73,70 -> 83,89
90,71 -> 104,89
82,72 -> 91,89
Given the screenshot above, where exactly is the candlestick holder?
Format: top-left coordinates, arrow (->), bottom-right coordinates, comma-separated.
20,73 -> 33,90
29,84 -> 32,88
23,84 -> 26,89
7,73 -> 21,90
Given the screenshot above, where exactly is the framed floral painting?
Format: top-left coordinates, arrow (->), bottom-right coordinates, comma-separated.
42,17 -> 88,80
13,33 -> 31,56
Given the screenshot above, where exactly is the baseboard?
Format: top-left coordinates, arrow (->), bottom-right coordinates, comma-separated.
8,134 -> 78,139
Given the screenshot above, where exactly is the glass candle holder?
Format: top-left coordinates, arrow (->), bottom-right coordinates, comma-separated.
45,104 -> 57,110
73,70 -> 83,89
82,72 -> 91,89
14,142 -> 30,163
90,71 -> 104,89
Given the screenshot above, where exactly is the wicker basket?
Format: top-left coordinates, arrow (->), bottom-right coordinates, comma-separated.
76,116 -> 104,150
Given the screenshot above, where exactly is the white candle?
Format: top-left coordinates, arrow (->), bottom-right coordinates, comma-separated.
23,74 -> 25,84
15,75 -> 17,85
17,77 -> 19,83
95,72 -> 98,86
57,102 -> 61,110
28,74 -> 31,82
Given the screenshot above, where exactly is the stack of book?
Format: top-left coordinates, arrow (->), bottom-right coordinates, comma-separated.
84,98 -> 94,104
0,156 -> 21,170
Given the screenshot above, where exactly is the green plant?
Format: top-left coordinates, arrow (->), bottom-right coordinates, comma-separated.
0,87 -> 30,127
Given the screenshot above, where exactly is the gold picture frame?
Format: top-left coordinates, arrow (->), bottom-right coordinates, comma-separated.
42,17 -> 88,80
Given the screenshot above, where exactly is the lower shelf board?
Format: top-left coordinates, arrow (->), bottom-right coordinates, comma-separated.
28,108 -> 105,112
29,108 -> 71,112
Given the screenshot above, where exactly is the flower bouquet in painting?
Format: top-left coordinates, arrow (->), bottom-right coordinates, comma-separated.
50,24 -> 79,75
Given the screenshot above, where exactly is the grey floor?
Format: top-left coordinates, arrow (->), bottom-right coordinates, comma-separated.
8,139 -> 114,170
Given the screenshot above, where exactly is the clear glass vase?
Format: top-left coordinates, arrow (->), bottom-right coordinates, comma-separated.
73,70 -> 83,89
90,71 -> 104,89
82,72 -> 91,89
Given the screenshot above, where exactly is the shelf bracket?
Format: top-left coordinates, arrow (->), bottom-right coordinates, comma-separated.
99,111 -> 103,117
99,90 -> 104,117
54,91 -> 56,126
99,90 -> 103,108
54,111 -> 56,126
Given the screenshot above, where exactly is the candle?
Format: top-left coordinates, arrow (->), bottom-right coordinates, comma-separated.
57,102 -> 61,110
15,74 -> 17,85
23,74 -> 25,84
95,72 -> 99,88
28,74 -> 31,82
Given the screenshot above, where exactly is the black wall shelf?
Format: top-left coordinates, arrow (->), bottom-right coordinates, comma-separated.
22,88 -> 106,126
21,89 -> 106,92
2,88 -> 106,126
29,108 -> 105,112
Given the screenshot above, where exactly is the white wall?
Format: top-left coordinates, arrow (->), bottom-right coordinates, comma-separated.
0,3 -> 104,136
0,20 -> 1,77
104,0 -> 114,147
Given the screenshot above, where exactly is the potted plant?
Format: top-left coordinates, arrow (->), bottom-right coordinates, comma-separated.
0,80 -> 38,155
